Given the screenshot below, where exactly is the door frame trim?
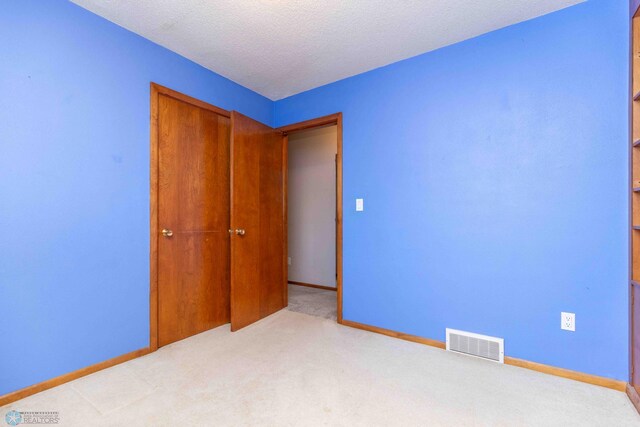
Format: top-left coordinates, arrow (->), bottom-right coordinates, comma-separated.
277,113 -> 344,323
149,83 -> 230,351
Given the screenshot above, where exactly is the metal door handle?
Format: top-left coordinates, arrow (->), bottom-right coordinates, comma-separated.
235,229 -> 245,236
162,228 -> 173,237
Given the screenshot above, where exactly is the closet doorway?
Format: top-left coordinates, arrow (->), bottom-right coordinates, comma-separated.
151,84 -> 231,348
279,114 -> 343,323
149,84 -> 289,349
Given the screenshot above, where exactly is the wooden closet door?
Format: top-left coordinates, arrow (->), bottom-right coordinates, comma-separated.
157,93 -> 230,347
230,111 -> 286,331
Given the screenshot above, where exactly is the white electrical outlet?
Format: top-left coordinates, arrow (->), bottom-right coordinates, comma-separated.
561,312 -> 575,331
356,198 -> 364,211
287,257 -> 291,266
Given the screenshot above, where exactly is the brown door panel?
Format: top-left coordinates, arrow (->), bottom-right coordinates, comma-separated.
230,111 -> 286,331
157,93 -> 230,346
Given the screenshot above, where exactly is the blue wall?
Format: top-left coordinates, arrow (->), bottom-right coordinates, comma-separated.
0,0 -> 629,396
0,0 -> 273,395
276,0 -> 629,380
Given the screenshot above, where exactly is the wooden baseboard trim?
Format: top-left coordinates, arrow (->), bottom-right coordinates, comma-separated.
627,383 -> 640,414
0,347 -> 151,407
340,319 -> 446,349
504,356 -> 626,391
340,319 -> 626,392
288,281 -> 337,292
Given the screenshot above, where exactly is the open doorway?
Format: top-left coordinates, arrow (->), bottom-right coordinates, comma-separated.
279,114 -> 343,323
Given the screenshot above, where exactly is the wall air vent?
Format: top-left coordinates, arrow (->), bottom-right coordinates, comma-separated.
446,328 -> 504,363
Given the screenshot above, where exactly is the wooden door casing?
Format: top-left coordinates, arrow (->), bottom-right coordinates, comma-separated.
277,113 -> 343,323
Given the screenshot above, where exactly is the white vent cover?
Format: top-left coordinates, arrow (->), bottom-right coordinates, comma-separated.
446,328 -> 504,363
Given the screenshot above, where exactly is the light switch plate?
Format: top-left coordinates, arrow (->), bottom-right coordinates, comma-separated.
356,198 -> 364,211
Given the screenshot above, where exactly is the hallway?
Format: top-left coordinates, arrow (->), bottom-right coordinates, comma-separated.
286,284 -> 337,321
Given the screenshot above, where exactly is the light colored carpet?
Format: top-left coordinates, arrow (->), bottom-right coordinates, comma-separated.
286,283 -> 337,320
3,310 -> 639,426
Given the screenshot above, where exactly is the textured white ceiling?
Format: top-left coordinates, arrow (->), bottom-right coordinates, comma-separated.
71,0 -> 583,100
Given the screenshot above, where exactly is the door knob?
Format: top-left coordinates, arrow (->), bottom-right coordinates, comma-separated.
162,228 -> 173,237
235,229 -> 246,236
